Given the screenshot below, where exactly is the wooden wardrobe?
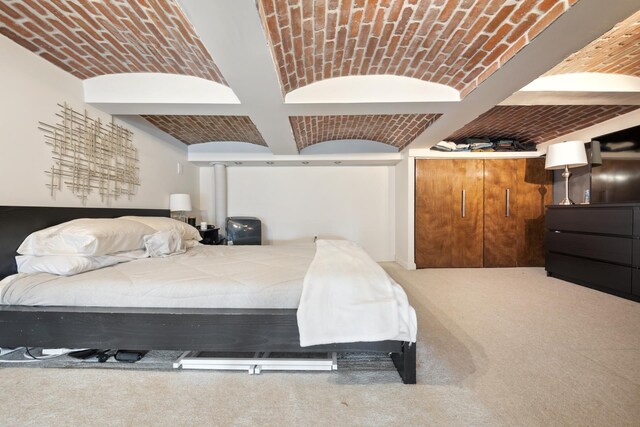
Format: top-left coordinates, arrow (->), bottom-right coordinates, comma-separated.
415,158 -> 552,268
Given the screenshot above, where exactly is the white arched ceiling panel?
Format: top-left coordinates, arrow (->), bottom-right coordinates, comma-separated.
84,73 -> 240,104
522,73 -> 640,93
300,139 -> 399,154
285,75 -> 460,104
188,141 -> 272,154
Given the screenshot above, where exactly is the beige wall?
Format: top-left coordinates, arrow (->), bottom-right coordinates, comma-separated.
200,165 -> 396,261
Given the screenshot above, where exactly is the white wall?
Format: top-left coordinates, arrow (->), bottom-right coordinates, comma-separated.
200,166 -> 396,261
0,36 -> 198,209
394,153 -> 416,269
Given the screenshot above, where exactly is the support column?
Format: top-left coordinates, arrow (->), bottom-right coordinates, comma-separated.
213,163 -> 227,236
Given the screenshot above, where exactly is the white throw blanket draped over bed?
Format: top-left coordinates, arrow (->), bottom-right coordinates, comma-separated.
297,240 -> 417,347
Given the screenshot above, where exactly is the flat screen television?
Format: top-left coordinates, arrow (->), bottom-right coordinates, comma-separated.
591,159 -> 640,204
590,124 -> 640,204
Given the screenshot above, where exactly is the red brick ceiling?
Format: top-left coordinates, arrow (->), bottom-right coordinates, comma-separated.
2,1 -> 637,152
0,0 -> 226,83
258,0 -> 578,98
290,114 -> 440,151
141,116 -> 267,146
546,10 -> 640,77
446,105 -> 640,145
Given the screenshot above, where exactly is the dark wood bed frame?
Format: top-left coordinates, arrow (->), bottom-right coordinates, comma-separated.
0,206 -> 416,384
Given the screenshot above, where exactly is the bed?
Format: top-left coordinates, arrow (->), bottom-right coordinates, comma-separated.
0,206 -> 416,383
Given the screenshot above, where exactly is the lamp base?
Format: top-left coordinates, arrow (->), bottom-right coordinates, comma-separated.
558,197 -> 574,205
557,165 -> 575,206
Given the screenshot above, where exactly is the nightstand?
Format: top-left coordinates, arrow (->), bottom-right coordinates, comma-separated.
198,227 -> 221,245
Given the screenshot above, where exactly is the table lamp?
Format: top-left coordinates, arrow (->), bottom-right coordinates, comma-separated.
169,193 -> 192,222
545,141 -> 588,205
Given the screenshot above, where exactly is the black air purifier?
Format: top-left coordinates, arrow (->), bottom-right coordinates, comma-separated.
225,217 -> 262,245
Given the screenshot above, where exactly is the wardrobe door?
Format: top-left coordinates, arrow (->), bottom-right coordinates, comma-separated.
415,159 -> 454,268
515,158 -> 553,266
451,160 -> 484,267
415,159 -> 483,268
484,159 -> 518,267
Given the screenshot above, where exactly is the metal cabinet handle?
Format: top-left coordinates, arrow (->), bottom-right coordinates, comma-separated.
506,189 -> 510,217
462,190 -> 466,218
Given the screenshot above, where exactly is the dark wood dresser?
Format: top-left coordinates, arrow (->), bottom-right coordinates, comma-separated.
545,204 -> 640,301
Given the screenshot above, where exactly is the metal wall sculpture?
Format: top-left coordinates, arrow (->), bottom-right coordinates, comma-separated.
39,103 -> 139,204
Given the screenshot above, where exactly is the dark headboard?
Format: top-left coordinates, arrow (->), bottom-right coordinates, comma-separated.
0,206 -> 169,279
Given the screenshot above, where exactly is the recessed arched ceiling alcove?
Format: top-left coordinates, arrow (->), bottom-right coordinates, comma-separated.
446,105 -> 640,145
453,10 -> 640,149
0,0 -> 226,83
545,10 -> 640,78
141,116 -> 268,147
290,114 -> 440,151
258,0 -> 578,98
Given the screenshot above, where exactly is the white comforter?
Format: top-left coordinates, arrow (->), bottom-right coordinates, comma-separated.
297,240 -> 417,346
1,245 -> 315,309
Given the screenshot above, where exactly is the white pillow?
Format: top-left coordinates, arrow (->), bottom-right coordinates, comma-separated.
15,251 -> 145,276
144,230 -> 185,257
17,218 -> 156,256
120,216 -> 201,242
184,239 -> 201,249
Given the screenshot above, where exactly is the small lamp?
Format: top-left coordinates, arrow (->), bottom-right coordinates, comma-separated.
169,193 -> 192,222
545,141 -> 588,205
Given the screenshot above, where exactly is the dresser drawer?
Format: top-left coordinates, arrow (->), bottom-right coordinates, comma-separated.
546,253 -> 632,294
634,239 -> 640,268
546,207 -> 632,235
546,232 -> 632,265
633,269 -> 640,297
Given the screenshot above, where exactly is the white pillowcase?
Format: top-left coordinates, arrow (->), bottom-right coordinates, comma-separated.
17,218 -> 156,256
184,239 -> 202,249
15,250 -> 146,276
120,216 -> 201,243
144,230 -> 185,257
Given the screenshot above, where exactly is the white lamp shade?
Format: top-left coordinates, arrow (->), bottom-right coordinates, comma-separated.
169,193 -> 192,212
545,140 -> 588,170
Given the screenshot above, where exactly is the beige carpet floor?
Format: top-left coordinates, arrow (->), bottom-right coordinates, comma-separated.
1,266 -> 638,426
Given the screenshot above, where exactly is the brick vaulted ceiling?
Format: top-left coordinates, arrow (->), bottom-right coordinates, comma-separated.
0,0 -> 226,82
446,105 -> 640,145
1,1 -> 638,153
546,9 -> 640,77
257,0 -> 578,98
290,114 -> 440,150
141,116 -> 267,146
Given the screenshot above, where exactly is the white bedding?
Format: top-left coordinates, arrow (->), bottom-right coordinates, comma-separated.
1,242 -> 417,345
298,240 -> 417,346
1,245 -> 315,309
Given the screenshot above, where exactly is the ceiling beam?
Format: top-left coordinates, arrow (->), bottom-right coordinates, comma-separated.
408,0 -> 640,149
177,0 -> 298,155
